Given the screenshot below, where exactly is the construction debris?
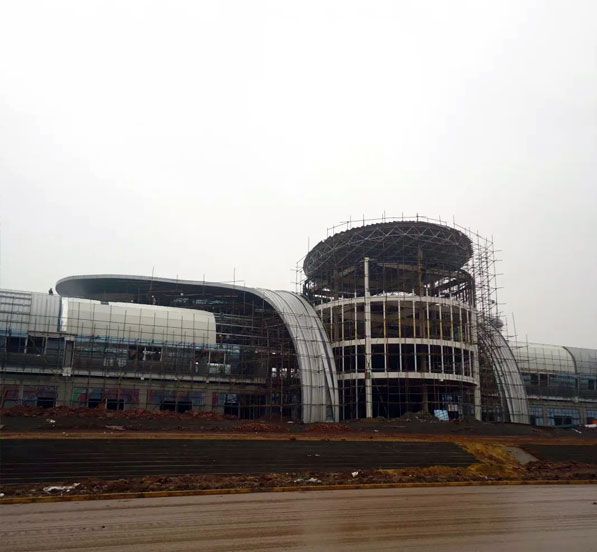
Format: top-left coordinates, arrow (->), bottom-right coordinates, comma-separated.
43,483 -> 80,494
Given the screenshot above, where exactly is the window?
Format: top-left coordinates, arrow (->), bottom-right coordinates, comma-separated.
355,304 -> 365,340
387,344 -> 401,371
27,336 -> 46,354
453,348 -> 463,375
428,304 -> 442,340
129,344 -> 162,361
442,346 -> 455,374
355,345 -> 366,372
141,346 -> 161,361
370,303 -> 385,338
553,415 -> 574,426
372,345 -> 385,372
401,344 -> 416,372
530,373 -> 549,386
529,406 -> 544,426
7,337 -> 26,353
106,399 -> 125,411
549,374 -> 576,388
159,400 -> 192,413
547,408 -> 580,427
385,302 -> 400,338
37,397 -> 55,408
128,345 -> 140,360
46,337 -> 65,363
343,307 -> 357,340
429,345 -> 443,373
400,303 -> 415,338
331,306 -> 343,342
176,400 -> 192,413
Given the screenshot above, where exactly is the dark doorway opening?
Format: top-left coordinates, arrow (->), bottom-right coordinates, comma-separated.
37,397 -> 55,408
106,399 -> 125,411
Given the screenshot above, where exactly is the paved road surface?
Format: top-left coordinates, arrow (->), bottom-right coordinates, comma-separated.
1,439 -> 474,484
1,485 -> 596,551
522,444 -> 597,464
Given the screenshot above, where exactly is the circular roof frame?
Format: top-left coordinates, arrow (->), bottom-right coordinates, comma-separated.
303,220 -> 473,281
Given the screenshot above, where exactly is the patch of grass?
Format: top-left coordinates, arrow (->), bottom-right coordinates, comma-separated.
460,441 -> 524,479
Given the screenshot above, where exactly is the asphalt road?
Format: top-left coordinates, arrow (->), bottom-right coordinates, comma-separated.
0,439 -> 474,484
1,485 -> 596,551
522,444 -> 597,464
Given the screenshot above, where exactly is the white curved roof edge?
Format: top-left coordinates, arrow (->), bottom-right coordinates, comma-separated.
256,289 -> 339,423
480,325 -> 530,424
56,273 -> 254,293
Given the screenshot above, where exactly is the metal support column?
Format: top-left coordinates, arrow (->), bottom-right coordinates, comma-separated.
364,257 -> 373,418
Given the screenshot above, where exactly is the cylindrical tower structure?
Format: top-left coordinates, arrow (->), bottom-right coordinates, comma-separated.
303,218 -> 482,421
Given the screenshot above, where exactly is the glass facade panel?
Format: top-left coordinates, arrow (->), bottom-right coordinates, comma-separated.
546,408 -> 580,427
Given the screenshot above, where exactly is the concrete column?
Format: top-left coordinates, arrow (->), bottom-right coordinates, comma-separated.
202,389 -> 214,412
421,383 -> 429,414
364,257 -> 373,419
474,386 -> 482,421
58,377 -> 72,407
137,385 -> 148,410
470,310 -> 482,421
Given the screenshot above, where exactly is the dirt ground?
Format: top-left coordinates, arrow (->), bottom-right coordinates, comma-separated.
2,405 -> 596,440
1,439 -> 476,485
1,407 -> 595,499
2,450 -> 596,499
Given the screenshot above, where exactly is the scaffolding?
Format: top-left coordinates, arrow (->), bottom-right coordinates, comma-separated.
2,216 -> 595,426
0,287 -> 293,419
1,278 -> 338,422
508,341 -> 597,426
296,215 -> 530,422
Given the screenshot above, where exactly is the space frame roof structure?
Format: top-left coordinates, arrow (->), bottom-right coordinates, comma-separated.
303,221 -> 474,279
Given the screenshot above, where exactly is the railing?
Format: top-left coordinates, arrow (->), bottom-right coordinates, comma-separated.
524,384 -> 578,399
579,388 -> 597,400
1,352 -> 269,381
1,352 -> 63,369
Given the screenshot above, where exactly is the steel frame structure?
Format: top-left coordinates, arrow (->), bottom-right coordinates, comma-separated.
298,215 -> 529,423
51,275 -> 338,422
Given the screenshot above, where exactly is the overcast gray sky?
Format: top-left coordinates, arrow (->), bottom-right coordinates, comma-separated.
0,1 -> 596,347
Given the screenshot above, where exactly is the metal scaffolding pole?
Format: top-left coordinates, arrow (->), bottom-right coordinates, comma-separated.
364,256 -> 373,418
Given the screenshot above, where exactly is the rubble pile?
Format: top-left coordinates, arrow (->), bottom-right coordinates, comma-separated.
232,421 -> 284,433
2,459 -> 596,499
398,411 -> 439,423
0,405 -> 227,421
305,423 -> 351,434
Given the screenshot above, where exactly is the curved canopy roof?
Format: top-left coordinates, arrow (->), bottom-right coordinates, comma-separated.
510,342 -> 579,375
564,347 -> 597,376
56,274 -> 339,422
503,341 -> 597,379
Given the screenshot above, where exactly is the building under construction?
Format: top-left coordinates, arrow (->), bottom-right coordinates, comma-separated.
1,217 -> 595,425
